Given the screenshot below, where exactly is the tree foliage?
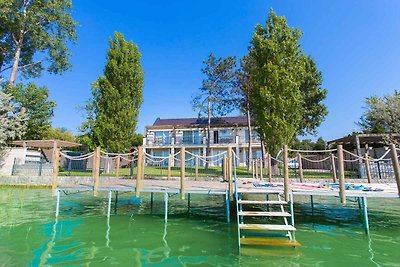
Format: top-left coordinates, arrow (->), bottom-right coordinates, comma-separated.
45,127 -> 75,142
247,10 -> 327,155
357,91 -> 400,143
5,83 -> 55,140
248,10 -> 305,155
298,56 -> 328,135
192,53 -> 236,165
0,0 -> 78,86
0,90 -> 25,153
81,32 -> 144,152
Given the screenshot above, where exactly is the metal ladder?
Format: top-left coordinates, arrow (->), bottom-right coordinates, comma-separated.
235,191 -> 300,251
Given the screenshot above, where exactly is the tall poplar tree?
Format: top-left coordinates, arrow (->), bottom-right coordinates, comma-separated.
90,32 -> 143,152
248,10 -> 327,155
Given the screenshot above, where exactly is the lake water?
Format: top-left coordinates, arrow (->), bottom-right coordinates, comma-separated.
0,188 -> 399,266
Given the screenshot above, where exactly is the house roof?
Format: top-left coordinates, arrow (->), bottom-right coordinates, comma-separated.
152,116 -> 248,127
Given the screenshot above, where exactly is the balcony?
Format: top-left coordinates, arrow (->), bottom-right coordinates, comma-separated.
151,137 -> 172,146
175,137 -> 202,145
215,136 -> 236,144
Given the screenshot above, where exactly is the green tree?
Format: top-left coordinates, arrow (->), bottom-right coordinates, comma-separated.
192,53 -> 236,168
45,127 -> 75,142
357,91 -> 400,143
298,56 -> 328,135
313,137 -> 326,150
0,0 -> 78,86
248,10 -> 305,155
0,90 -> 25,153
85,32 -> 144,152
5,83 -> 55,140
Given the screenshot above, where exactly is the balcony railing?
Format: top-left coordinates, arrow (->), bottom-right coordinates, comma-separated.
175,137 -> 202,145
152,137 -> 172,145
215,137 -> 236,144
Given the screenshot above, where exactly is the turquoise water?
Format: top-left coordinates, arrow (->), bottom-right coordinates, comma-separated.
0,188 -> 399,266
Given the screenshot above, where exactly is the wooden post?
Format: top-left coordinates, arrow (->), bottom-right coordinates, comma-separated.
115,156 -> 121,179
93,147 -> 101,194
223,155 -> 227,181
364,145 -> 372,183
135,146 -> 143,197
260,157 -> 263,180
283,145 -> 290,201
331,153 -> 337,183
389,144 -> 400,195
297,153 -> 304,183
268,154 -> 272,183
337,145 -> 346,205
195,155 -> 199,180
52,148 -> 60,191
181,147 -> 186,200
228,146 -> 233,199
167,153 -> 172,180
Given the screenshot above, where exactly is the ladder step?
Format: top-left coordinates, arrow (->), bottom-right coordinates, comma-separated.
240,224 -> 296,231
240,237 -> 301,247
238,211 -> 291,217
238,200 -> 287,205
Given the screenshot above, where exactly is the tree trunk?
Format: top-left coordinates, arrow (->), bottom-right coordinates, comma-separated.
246,105 -> 252,171
206,94 -> 211,170
9,35 -> 23,87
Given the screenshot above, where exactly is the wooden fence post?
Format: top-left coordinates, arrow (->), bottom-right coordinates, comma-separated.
283,145 -> 290,201
364,145 -> 372,183
389,144 -> 400,195
228,147 -> 233,199
167,153 -> 172,180
115,156 -> 120,179
135,146 -> 143,197
331,153 -> 337,183
181,147 -> 186,200
52,148 -> 60,191
93,147 -> 101,195
297,153 -> 304,183
337,145 -> 346,205
223,155 -> 227,181
195,155 -> 199,180
268,154 -> 272,182
260,157 -> 263,180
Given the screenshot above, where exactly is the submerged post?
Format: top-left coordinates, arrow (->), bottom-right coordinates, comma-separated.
135,146 -> 143,197
225,192 -> 230,224
181,147 -> 186,200
164,192 -> 168,221
93,147 -> 101,194
389,143 -> 400,195
283,145 -> 290,201
107,190 -> 112,218
55,189 -> 60,217
167,153 -> 172,180
337,145 -> 346,205
331,153 -> 337,183
297,153 -> 304,183
362,196 -> 370,235
52,148 -> 60,192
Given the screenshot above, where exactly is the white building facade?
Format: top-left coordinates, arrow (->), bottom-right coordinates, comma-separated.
143,116 -> 263,166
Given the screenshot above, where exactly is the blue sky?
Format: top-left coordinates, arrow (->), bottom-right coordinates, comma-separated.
15,0 -> 400,141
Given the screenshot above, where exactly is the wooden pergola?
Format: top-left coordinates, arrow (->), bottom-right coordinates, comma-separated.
8,139 -> 81,149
